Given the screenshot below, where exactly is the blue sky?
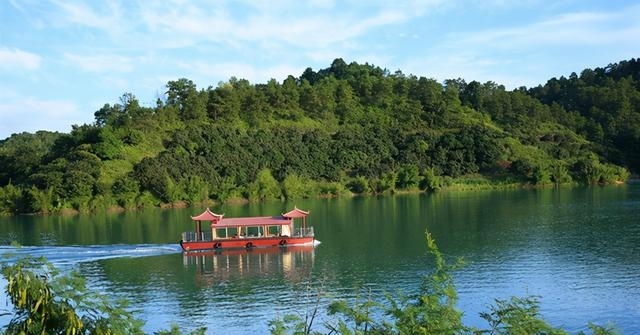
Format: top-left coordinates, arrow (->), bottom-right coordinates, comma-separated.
1,0 -> 639,139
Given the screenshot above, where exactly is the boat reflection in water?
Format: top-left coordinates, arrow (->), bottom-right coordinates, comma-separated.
182,244 -> 316,286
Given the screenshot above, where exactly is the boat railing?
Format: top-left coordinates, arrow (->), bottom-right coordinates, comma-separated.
294,227 -> 314,237
182,231 -> 213,242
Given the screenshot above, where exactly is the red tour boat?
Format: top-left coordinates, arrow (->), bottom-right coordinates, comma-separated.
180,207 -> 315,252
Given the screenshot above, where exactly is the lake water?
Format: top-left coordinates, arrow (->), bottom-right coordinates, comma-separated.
1,184 -> 639,334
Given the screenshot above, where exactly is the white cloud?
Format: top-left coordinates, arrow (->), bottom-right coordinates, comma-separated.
138,3 -> 234,48
401,3 -> 640,88
0,48 -> 41,71
443,4 -> 640,51
136,1 -> 444,51
232,10 -> 404,48
50,0 -> 125,35
0,96 -> 82,138
63,53 -> 134,73
306,0 -> 336,9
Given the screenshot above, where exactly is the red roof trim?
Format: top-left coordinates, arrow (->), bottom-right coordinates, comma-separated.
190,207 -> 308,226
282,206 -> 309,218
191,208 -> 224,221
215,216 -> 291,228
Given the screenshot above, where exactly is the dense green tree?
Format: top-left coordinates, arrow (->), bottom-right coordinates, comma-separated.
369,171 -> 396,194
94,103 -> 125,127
166,78 -> 207,122
395,164 -> 420,190
94,125 -> 124,159
529,58 -> 640,173
0,183 -> 23,215
282,173 -> 313,200
420,168 -> 442,191
0,132 -> 60,185
346,176 -> 369,194
572,155 -> 602,184
21,186 -> 56,213
0,58 -> 636,215
112,175 -> 140,208
246,168 -> 281,202
62,170 -> 94,199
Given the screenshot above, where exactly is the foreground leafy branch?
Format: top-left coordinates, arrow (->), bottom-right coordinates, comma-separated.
1,257 -> 206,335
1,257 -> 145,334
270,231 -> 619,335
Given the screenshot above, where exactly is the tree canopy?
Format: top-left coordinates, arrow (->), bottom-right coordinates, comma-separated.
1,58 -> 636,215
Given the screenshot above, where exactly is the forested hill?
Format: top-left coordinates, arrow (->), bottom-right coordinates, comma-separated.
0,58 -> 637,215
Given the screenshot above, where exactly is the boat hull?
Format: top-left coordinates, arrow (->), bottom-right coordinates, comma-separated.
180,236 -> 315,252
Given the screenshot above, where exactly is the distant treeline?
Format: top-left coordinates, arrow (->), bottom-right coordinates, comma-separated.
1,58 -> 638,215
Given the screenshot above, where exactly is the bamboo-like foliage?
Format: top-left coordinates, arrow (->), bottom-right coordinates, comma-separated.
1,257 -> 145,335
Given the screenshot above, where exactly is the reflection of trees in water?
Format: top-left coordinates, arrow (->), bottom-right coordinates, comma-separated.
183,246 -> 315,287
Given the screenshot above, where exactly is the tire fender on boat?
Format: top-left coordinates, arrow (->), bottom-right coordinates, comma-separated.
279,239 -> 287,246
214,242 -> 221,249
245,242 -> 253,249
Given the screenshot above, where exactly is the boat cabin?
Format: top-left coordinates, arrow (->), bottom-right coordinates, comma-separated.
180,207 -> 314,251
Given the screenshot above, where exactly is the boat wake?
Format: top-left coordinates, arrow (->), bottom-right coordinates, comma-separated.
0,244 -> 182,267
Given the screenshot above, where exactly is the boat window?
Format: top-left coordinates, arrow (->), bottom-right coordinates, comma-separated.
216,228 -> 227,238
246,226 -> 260,237
228,227 -> 238,237
267,226 -> 279,236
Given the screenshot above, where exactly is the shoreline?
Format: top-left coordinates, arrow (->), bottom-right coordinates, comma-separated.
6,178 -> 632,218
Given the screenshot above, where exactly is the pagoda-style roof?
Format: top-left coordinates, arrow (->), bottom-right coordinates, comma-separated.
191,208 -> 224,221
190,207 -> 309,227
215,216 -> 291,227
282,206 -> 309,218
